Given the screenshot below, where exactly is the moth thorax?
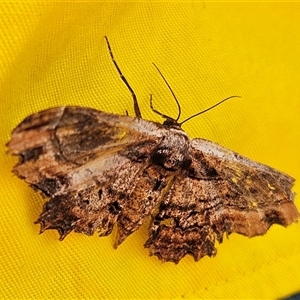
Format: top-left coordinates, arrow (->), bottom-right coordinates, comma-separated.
151,132 -> 191,170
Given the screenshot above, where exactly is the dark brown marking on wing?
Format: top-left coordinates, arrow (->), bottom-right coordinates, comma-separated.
145,140 -> 298,263
20,146 -> 43,163
7,106 -> 299,263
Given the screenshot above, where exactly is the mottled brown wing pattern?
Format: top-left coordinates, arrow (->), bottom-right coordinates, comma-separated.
145,138 -> 298,263
7,106 -> 171,241
7,106 -> 298,263
7,36 -> 298,263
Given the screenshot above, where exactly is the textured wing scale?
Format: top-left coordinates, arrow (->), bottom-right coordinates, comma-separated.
145,138 -> 298,263
7,107 -> 171,242
7,107 -> 298,263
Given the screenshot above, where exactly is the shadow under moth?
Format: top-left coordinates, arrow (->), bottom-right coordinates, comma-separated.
7,36 -> 299,263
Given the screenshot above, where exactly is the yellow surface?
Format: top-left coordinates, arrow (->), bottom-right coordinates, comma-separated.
1,2 -> 300,299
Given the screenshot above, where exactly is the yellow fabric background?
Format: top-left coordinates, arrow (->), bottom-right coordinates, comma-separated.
1,2 -> 300,299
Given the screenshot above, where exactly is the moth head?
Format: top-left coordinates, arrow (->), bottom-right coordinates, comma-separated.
162,117 -> 182,130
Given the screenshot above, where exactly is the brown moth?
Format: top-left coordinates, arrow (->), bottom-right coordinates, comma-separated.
7,37 -> 299,263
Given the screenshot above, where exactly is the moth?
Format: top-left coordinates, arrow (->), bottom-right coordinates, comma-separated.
7,36 -> 299,263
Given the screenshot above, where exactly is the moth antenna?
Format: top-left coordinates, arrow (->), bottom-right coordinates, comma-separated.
152,63 -> 182,121
149,94 -> 170,119
104,36 -> 142,119
180,96 -> 241,126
